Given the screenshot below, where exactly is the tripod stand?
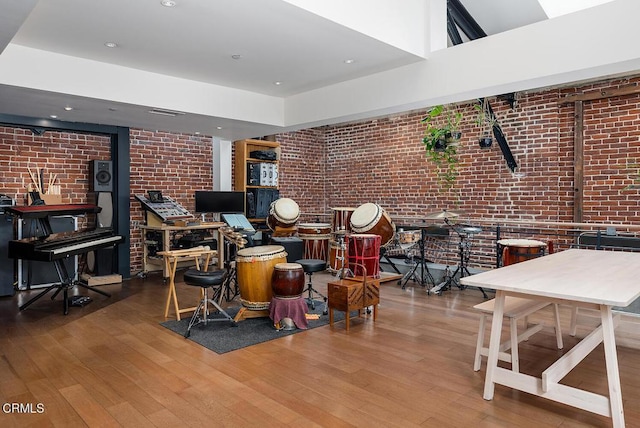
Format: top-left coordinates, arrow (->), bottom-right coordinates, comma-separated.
218,234 -> 240,304
430,219 -> 488,298
399,227 -> 437,292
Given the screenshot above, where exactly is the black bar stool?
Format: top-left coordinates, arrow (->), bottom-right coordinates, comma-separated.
295,259 -> 328,314
183,269 -> 236,338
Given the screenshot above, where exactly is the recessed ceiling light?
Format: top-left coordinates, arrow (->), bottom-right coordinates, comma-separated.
231,54 -> 242,60
104,42 -> 118,48
64,106 -> 73,111
216,126 -> 223,130
273,81 -> 283,86
49,115 -> 57,119
344,59 -> 355,64
161,0 -> 176,7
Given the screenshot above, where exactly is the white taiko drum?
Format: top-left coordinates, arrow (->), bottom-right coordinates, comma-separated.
267,198 -> 300,231
350,203 -> 396,247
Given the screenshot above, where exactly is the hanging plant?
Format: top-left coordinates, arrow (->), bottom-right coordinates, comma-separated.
474,98 -> 497,147
421,105 -> 463,191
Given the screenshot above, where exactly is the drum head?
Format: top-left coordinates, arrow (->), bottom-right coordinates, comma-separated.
497,239 -> 546,247
237,245 -> 285,257
274,262 -> 303,270
272,198 -> 299,221
350,203 -> 382,230
299,222 -> 331,228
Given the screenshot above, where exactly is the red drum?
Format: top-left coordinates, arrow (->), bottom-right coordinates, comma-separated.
497,239 -> 547,266
236,245 -> 287,310
350,203 -> 396,246
271,262 -> 305,298
331,207 -> 356,233
327,239 -> 348,273
298,223 -> 331,261
267,198 -> 300,231
347,234 -> 381,278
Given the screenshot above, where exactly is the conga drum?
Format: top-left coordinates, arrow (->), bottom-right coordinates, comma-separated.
347,234 -> 381,278
497,239 -> 547,266
271,263 -> 305,298
331,207 -> 356,233
298,223 -> 331,261
236,245 -> 287,309
350,203 -> 396,247
267,198 -> 300,231
328,238 -> 348,273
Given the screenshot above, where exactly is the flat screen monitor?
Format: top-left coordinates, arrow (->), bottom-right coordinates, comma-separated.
194,191 -> 245,214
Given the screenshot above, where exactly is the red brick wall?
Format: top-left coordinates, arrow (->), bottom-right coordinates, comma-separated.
129,129 -> 215,272
2,74 -> 640,276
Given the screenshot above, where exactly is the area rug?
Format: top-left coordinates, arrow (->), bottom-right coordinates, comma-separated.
160,301 -> 350,354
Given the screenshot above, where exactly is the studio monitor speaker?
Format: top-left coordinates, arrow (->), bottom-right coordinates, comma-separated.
90,160 -> 113,192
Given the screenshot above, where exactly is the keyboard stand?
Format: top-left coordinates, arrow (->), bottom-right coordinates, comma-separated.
19,252 -> 111,315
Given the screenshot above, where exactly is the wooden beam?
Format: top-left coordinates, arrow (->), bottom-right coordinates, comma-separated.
561,84 -> 640,104
574,101 -> 584,223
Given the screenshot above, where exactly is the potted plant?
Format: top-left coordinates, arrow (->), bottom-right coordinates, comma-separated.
421,104 -> 463,190
475,98 -> 497,149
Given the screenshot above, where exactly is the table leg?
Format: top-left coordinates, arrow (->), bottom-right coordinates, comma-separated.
600,304 -> 625,427
484,290 -> 505,400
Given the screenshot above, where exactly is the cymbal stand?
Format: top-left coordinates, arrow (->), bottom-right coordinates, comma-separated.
430,218 -> 487,298
399,227 -> 436,292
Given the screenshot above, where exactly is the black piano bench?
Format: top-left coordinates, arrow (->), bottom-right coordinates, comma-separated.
183,269 -> 236,338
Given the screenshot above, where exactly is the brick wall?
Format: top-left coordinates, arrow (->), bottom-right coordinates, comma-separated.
2,74 -> 640,276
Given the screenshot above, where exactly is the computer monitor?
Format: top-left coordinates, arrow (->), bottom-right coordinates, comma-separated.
194,191 -> 244,214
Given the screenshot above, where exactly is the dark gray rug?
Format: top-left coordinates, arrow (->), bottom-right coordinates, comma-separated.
160,301 -> 351,354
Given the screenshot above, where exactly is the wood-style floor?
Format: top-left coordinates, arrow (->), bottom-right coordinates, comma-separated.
1,269 -> 639,427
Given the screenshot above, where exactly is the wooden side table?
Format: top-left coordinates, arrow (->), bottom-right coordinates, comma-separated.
158,246 -> 217,320
327,276 -> 379,331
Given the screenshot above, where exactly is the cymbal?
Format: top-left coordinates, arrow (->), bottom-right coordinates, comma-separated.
425,209 -> 463,219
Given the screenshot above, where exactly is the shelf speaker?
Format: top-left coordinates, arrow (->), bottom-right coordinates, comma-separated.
90,160 -> 113,192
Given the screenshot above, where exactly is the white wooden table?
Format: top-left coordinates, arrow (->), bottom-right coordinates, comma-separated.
460,249 -> 640,428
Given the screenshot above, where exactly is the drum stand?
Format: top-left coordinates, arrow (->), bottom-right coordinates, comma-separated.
333,234 -> 352,279
430,220 -> 488,298
399,227 -> 437,291
219,236 -> 240,304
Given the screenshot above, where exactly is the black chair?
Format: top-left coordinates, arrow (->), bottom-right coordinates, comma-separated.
183,269 -> 236,338
295,259 -> 328,314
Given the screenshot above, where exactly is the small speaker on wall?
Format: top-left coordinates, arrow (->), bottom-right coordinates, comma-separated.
90,160 -> 113,192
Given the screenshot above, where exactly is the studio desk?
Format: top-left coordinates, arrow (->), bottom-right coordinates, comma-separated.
140,222 -> 226,277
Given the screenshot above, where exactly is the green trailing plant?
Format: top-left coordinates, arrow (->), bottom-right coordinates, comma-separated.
421,104 -> 463,191
474,97 -> 498,144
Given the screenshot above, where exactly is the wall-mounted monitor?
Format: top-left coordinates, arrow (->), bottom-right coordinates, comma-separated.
194,191 -> 245,214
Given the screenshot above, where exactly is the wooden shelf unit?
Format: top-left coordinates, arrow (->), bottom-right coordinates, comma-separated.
234,139 -> 281,222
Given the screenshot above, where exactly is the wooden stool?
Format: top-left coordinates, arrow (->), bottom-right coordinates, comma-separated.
473,296 -> 563,372
327,275 -> 379,331
159,246 -> 217,320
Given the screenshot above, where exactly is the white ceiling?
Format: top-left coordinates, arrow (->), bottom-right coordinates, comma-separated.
0,0 -> 636,140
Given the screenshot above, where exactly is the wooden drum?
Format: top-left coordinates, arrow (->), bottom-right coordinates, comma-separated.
236,245 -> 287,310
350,203 -> 396,247
267,198 -> 300,231
497,239 -> 547,266
347,233 -> 381,278
328,239 -> 348,273
271,262 -> 305,298
298,222 -> 331,261
331,207 -> 356,233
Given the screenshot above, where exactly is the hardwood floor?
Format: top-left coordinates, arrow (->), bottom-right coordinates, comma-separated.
1,270 -> 639,427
